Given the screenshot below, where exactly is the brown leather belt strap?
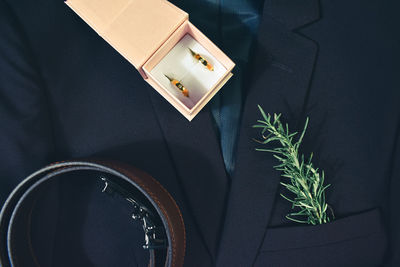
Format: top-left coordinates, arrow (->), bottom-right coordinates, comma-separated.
0,160 -> 186,267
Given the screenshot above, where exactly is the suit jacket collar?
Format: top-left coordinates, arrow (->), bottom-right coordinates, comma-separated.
216,0 -> 321,265
264,0 -> 320,30
148,90 -> 229,262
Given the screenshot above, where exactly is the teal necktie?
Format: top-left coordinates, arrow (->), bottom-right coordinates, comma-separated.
180,0 -> 263,176
210,0 -> 262,176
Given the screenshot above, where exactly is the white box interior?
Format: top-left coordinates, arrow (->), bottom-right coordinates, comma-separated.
149,34 -> 227,109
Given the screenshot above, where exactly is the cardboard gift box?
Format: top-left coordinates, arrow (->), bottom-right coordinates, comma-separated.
66,0 -> 235,121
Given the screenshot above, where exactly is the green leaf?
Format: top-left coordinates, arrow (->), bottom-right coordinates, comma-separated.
255,148 -> 279,154
280,193 -> 295,203
257,105 -> 269,121
286,215 -> 308,224
252,124 -> 266,128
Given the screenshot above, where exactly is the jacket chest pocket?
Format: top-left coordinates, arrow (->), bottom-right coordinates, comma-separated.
254,208 -> 387,267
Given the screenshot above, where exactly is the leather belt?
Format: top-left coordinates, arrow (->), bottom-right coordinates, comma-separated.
0,160 -> 185,267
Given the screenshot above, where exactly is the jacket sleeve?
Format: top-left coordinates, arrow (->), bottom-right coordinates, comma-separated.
0,0 -> 54,205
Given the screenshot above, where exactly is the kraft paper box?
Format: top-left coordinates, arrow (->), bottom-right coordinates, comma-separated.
65,0 -> 235,121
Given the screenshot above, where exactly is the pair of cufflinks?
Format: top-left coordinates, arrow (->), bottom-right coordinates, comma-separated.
164,48 -> 214,98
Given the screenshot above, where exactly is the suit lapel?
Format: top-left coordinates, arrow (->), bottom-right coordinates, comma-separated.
148,89 -> 229,261
217,0 -> 321,266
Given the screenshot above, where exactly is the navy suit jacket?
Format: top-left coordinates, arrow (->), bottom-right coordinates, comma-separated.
1,0 -> 399,266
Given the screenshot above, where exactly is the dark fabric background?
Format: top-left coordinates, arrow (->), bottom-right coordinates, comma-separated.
1,0 -> 399,266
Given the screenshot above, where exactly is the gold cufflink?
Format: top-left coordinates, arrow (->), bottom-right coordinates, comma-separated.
189,48 -> 214,71
164,75 -> 189,97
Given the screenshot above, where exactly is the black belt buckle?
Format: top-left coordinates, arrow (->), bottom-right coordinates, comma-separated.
101,177 -> 168,250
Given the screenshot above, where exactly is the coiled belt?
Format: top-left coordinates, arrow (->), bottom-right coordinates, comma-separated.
0,160 -> 185,267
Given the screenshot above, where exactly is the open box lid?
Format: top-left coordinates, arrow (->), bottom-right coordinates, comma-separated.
66,0 -> 188,70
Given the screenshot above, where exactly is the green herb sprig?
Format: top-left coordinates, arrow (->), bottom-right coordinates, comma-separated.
253,105 -> 334,225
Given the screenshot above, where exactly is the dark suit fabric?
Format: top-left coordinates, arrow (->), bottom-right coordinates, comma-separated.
0,0 -> 399,266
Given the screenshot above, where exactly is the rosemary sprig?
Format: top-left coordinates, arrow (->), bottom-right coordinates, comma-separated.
253,105 -> 334,225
